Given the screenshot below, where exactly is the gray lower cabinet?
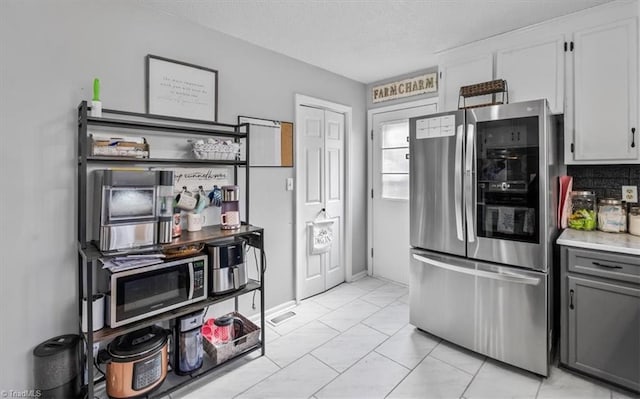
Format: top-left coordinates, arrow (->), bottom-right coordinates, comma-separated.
560,246 -> 640,392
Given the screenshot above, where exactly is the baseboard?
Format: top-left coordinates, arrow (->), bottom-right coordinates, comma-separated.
248,300 -> 297,323
350,270 -> 367,281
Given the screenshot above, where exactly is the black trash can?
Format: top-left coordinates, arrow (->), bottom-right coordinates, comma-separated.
33,334 -> 81,399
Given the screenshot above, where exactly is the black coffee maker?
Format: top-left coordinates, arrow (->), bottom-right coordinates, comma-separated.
174,310 -> 204,375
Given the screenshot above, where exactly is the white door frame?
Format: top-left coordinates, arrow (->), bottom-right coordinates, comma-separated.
295,94 -> 353,303
367,97 -> 439,275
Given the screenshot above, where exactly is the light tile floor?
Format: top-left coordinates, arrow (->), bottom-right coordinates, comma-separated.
173,276 -> 638,399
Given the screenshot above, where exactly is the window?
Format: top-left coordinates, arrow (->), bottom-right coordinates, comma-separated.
380,120 -> 409,200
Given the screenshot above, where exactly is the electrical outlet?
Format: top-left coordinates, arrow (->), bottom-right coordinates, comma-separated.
286,178 -> 294,191
622,185 -> 638,203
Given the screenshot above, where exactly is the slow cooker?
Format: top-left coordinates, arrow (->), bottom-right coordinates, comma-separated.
104,325 -> 169,398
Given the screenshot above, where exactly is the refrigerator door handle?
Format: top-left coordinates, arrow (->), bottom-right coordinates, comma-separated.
465,123 -> 476,242
412,254 -> 541,286
454,124 -> 464,241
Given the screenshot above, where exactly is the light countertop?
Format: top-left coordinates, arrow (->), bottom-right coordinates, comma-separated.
557,229 -> 640,256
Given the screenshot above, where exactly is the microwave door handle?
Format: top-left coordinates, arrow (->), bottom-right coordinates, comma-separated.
412,254 -> 540,286
188,262 -> 194,300
465,123 -> 476,243
454,124 -> 464,242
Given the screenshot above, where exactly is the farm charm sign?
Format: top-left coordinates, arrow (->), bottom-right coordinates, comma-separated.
372,73 -> 437,103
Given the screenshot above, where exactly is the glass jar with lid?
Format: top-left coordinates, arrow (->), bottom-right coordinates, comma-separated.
568,191 -> 597,230
597,198 -> 627,233
628,206 -> 640,236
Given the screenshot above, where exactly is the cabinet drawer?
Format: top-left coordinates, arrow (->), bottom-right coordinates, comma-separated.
567,247 -> 640,284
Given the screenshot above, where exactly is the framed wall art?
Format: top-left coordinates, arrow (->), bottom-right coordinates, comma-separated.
146,55 -> 218,121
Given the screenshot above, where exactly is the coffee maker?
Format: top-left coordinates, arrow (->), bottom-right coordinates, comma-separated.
157,170 -> 174,244
174,310 -> 204,375
220,185 -> 241,230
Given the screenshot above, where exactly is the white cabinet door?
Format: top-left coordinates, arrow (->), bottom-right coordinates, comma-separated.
570,18 -> 639,163
439,55 -> 493,112
496,35 -> 565,114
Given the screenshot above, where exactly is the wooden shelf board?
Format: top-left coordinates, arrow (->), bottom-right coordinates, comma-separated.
85,115 -> 246,138
89,280 -> 261,342
84,156 -> 246,166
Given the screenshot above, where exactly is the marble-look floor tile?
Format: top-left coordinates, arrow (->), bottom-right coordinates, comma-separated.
375,324 -> 440,368
463,359 -> 542,399
176,356 -> 279,399
237,355 -> 338,399
360,282 -> 408,307
388,356 -> 474,399
318,299 -> 380,332
267,320 -> 339,368
428,340 -> 485,375
397,293 -> 410,304
361,301 -> 409,336
269,301 -> 332,336
348,276 -> 386,291
314,351 -> 409,399
264,325 -> 281,343
312,323 -> 388,372
310,284 -> 368,309
537,367 -> 612,399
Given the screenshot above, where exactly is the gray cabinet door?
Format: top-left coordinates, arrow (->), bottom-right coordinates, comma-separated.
567,275 -> 640,392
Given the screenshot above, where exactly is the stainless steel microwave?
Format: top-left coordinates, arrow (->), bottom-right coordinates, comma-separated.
107,255 -> 208,327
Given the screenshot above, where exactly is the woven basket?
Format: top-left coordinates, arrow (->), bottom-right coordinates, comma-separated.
203,312 -> 260,365
189,139 -> 241,160
459,79 -> 507,97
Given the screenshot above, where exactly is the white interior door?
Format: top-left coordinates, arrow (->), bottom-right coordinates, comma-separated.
324,110 -> 345,290
371,104 -> 437,285
297,105 -> 345,299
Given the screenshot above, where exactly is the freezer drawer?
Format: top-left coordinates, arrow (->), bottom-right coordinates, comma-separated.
410,249 -> 549,376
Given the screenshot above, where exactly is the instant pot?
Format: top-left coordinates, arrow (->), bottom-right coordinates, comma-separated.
102,325 -> 169,398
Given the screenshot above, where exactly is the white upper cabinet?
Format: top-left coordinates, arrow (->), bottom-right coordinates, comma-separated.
496,35 -> 565,114
569,18 -> 639,163
439,55 -> 494,111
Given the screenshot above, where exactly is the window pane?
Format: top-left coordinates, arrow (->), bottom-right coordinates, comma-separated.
382,121 -> 409,148
382,148 -> 409,173
382,174 -> 409,200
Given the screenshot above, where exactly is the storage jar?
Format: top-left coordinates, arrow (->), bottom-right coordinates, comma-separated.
628,206 -> 640,236
597,198 -> 627,233
568,191 -> 597,231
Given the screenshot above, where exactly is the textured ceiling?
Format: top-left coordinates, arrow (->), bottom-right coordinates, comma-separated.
139,0 -> 613,83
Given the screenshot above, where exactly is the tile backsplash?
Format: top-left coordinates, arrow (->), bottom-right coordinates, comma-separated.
567,165 -> 640,200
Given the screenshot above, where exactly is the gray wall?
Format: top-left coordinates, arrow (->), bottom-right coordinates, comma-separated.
0,0 -> 366,390
366,67 -> 439,110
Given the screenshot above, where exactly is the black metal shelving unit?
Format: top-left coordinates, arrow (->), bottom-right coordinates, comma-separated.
76,102 -> 264,399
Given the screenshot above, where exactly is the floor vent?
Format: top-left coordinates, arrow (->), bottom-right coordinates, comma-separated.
269,311 -> 296,326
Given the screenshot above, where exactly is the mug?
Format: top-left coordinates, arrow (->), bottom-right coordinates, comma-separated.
187,212 -> 205,232
175,190 -> 197,211
194,195 -> 208,214
221,211 -> 240,226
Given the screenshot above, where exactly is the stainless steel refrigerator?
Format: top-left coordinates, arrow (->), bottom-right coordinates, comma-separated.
409,99 -> 559,376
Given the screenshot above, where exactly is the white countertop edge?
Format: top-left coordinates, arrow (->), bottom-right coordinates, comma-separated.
557,229 -> 640,256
